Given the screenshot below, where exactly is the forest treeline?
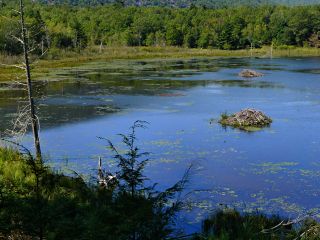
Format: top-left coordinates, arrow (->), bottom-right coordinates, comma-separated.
27,0 -> 320,8
0,3 -> 320,55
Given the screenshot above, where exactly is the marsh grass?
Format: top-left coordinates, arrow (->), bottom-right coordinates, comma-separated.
220,112 -> 229,121
1,46 -> 320,82
193,209 -> 320,240
194,209 -> 294,240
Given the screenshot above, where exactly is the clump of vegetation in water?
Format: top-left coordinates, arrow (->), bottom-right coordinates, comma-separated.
239,69 -> 264,78
193,209 -> 320,240
219,109 -> 272,131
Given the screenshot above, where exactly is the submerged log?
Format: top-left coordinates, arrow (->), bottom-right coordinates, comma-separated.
219,108 -> 272,130
239,69 -> 263,78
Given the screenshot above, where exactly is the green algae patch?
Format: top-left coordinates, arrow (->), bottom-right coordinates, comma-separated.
252,161 -> 299,174
241,126 -> 263,132
219,108 -> 272,131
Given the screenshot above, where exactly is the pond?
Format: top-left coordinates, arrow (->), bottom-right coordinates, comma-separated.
1,57 -> 320,233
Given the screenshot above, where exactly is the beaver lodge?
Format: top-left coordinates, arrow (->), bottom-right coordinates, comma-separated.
239,69 -> 263,78
219,109 -> 272,131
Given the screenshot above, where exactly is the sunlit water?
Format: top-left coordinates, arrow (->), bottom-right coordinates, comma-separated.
1,57 -> 320,233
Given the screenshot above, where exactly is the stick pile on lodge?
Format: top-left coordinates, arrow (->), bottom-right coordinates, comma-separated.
239,69 -> 264,78
220,108 -> 272,129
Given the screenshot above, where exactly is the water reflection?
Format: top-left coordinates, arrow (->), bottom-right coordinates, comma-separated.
0,58 -> 288,132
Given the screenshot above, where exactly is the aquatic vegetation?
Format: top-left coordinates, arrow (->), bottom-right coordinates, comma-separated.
251,162 -> 299,175
157,92 -> 186,97
193,208 -> 320,240
1,46 -> 320,83
198,209 -> 294,239
248,191 -> 305,216
292,68 -> 320,74
219,109 -> 272,131
158,158 -> 179,164
213,79 -> 282,89
193,187 -> 239,199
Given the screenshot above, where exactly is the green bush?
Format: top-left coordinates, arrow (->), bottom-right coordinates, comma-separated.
0,122 -> 189,239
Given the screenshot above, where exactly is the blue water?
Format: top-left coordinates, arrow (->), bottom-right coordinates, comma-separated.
1,57 -> 320,233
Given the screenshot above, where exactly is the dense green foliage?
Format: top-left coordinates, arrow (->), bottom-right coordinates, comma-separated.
0,122 -> 189,239
1,2 -> 320,56
27,0 -> 320,8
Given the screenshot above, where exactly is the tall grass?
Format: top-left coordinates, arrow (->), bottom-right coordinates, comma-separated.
194,209 -> 320,240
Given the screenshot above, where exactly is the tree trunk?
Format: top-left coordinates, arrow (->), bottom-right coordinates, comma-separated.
19,0 -> 42,161
41,38 -> 44,55
99,40 -> 103,53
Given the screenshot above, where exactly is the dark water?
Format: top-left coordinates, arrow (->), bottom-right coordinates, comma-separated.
1,57 -> 320,233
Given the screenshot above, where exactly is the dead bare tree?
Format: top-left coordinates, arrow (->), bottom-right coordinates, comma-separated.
6,103 -> 32,142
0,0 -> 45,160
18,0 -> 42,160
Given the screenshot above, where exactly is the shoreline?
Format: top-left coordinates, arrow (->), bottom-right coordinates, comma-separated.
1,46 -> 320,83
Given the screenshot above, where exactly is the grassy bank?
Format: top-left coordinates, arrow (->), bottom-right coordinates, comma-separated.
1,46 -> 320,83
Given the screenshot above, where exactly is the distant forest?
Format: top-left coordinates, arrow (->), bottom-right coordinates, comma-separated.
34,0 -> 320,7
0,3 -> 320,54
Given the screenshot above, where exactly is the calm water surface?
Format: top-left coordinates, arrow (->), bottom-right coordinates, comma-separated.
1,57 -> 320,233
